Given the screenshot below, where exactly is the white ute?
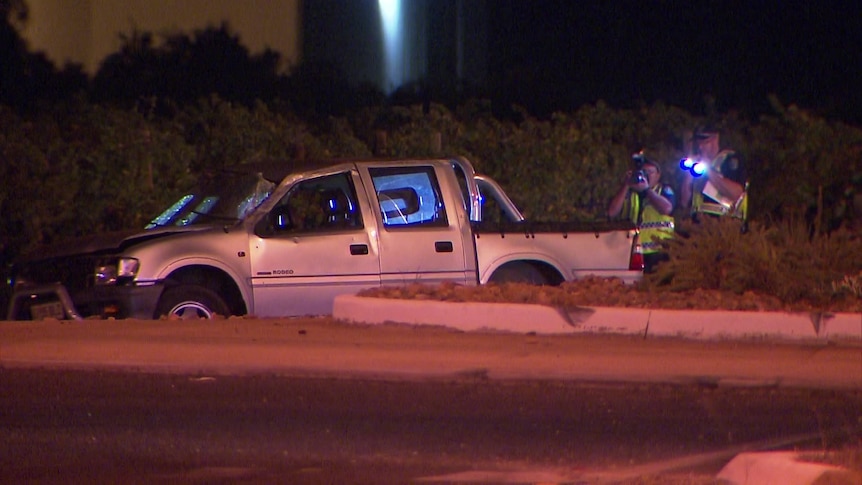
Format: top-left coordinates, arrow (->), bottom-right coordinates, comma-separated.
8,157 -> 642,320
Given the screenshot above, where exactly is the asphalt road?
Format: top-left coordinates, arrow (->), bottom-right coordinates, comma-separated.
1,316 -> 861,483
2,317 -> 861,389
2,368 -> 860,484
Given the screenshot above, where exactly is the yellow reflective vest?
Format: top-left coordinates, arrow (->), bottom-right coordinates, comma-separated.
628,185 -> 675,255
692,150 -> 748,220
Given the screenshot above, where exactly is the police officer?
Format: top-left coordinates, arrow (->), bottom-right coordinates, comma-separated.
680,124 -> 748,223
608,154 -> 675,273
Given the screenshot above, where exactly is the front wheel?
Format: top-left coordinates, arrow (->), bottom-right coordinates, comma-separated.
155,285 -> 230,319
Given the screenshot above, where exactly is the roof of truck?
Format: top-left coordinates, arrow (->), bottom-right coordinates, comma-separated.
219,157 -> 456,183
217,158 -> 343,182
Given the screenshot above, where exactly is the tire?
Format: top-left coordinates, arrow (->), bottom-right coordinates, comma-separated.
488,262 -> 547,285
155,285 -> 231,320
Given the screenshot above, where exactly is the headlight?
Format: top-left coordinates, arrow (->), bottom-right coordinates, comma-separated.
94,258 -> 140,286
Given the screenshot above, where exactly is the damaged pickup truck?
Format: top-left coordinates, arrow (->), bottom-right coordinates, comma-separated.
7,156 -> 643,320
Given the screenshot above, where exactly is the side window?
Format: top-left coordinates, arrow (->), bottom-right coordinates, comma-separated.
369,166 -> 448,228
476,185 -> 507,224
266,173 -> 362,234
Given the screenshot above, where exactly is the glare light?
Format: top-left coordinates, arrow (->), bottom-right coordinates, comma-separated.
378,0 -> 403,92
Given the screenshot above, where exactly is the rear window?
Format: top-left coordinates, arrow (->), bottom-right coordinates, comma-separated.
369,166 -> 448,228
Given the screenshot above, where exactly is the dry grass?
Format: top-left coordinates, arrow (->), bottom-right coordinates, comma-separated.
360,276 -> 862,313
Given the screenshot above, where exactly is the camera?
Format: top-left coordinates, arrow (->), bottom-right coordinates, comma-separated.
629,151 -> 647,185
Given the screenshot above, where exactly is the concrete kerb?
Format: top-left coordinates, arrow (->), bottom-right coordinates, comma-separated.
332,294 -> 576,334
818,312 -> 862,339
717,451 -> 862,485
333,295 -> 862,341
646,309 -> 816,340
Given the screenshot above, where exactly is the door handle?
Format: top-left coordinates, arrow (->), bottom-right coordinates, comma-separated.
350,244 -> 369,255
435,241 -> 454,253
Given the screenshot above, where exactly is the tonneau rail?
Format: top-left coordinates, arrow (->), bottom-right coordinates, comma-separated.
471,219 -> 636,235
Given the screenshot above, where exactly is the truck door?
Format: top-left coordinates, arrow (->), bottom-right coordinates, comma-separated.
250,171 -> 380,316
361,164 -> 473,286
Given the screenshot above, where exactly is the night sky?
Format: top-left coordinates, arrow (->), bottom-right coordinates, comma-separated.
483,0 -> 862,121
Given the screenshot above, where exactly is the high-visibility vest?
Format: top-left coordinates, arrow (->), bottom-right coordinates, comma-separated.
692,150 -> 748,220
629,185 -> 675,255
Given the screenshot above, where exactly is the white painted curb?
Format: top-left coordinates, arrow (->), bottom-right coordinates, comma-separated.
333,294 -> 574,333
565,307 -> 649,335
717,452 -> 860,485
647,309 -> 819,339
333,295 -> 862,341
819,312 -> 862,339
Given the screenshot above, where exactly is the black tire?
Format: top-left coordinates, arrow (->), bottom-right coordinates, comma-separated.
488,262 -> 547,285
155,285 -> 231,319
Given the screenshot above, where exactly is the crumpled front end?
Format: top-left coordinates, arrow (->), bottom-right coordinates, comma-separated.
7,253 -> 163,320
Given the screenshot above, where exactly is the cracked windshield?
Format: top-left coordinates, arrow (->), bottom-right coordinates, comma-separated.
147,172 -> 275,228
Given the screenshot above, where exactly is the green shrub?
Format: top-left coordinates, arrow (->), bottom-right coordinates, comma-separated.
649,216 -> 862,307
831,273 -> 862,298
746,99 -> 862,231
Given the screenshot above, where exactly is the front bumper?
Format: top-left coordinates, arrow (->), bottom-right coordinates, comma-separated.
7,282 -> 165,320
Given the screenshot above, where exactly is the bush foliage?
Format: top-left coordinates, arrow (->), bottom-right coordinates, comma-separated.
649,217 -> 862,308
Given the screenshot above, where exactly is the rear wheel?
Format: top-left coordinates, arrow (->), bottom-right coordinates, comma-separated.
155,285 -> 230,319
488,262 -> 547,285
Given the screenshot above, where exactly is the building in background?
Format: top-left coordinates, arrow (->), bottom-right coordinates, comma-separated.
17,0 -> 487,97
302,0 -> 487,95
19,0 -> 302,74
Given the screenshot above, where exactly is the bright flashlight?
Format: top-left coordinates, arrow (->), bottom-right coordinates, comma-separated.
680,158 -> 708,177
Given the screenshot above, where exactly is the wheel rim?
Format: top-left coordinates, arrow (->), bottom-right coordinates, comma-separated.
168,300 -> 214,319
